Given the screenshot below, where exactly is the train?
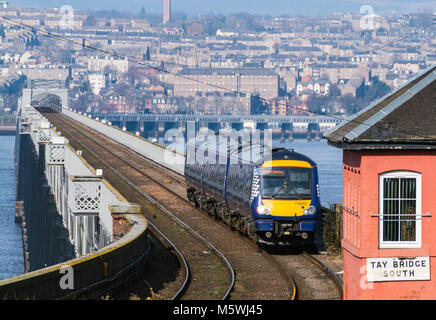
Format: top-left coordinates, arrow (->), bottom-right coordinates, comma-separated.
185,135 -> 320,246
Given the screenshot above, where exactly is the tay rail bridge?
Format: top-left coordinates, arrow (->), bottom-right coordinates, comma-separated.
0,79 -> 343,301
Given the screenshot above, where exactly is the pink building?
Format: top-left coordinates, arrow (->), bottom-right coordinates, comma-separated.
325,65 -> 436,299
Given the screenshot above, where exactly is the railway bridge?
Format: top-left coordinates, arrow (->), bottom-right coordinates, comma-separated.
90,112 -> 344,140
0,79 -> 343,301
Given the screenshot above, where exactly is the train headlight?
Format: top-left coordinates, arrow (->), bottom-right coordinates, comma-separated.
257,205 -> 271,215
303,206 -> 316,216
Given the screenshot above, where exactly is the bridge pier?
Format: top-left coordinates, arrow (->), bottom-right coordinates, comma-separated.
280,123 -> 294,142
307,123 -> 321,141
256,122 -> 269,132
231,122 -> 243,132
164,121 -> 179,142
111,120 -> 122,130
208,122 -> 221,133
125,121 -> 138,133
142,121 -> 157,139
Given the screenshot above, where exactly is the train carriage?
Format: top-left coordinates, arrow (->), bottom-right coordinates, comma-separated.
186,136 -> 320,246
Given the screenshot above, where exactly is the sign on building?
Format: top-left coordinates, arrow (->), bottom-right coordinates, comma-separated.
366,257 -> 430,282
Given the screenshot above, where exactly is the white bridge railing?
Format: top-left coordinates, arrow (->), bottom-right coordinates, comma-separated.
20,104 -> 128,257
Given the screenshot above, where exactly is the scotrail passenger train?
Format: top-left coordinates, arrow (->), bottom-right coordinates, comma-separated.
185,136 -> 320,246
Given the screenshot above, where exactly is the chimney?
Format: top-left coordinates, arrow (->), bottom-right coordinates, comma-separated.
163,0 -> 171,25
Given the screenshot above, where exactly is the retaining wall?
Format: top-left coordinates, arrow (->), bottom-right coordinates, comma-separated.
0,214 -> 148,299
62,108 -> 185,176
0,104 -> 149,299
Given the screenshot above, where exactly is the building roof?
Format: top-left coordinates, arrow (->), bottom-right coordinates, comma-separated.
178,67 -> 278,77
324,64 -> 436,149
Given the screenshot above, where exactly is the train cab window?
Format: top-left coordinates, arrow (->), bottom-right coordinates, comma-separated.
261,167 -> 312,200
262,172 -> 287,199
288,169 -> 312,197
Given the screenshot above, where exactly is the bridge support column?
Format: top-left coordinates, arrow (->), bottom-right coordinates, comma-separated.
231,122 -> 243,132
143,121 -> 156,139
164,121 -> 179,142
208,122 -> 221,134
111,120 -> 122,130
280,123 -> 294,142
18,136 -> 75,272
125,121 -> 138,133
307,123 -> 320,141
256,122 -> 269,132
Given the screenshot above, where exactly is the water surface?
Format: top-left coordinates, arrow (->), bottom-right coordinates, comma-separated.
0,135 -> 24,280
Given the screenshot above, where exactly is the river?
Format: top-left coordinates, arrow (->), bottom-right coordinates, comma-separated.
0,135 -> 24,280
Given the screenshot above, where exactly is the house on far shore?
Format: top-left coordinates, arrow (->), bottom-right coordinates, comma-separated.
324,64 -> 436,300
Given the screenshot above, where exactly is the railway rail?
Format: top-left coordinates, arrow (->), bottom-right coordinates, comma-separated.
44,110 -> 343,300
43,111 -> 296,300
43,111 -> 234,300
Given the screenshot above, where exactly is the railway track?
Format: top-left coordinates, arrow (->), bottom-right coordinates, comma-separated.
46,110 -> 344,300
65,116 -> 344,300
43,111 -> 234,300
43,111 -> 296,300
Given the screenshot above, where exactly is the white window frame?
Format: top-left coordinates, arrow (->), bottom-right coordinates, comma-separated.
379,171 -> 422,249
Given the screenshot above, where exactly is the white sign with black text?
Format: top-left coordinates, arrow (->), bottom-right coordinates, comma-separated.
366,257 -> 430,282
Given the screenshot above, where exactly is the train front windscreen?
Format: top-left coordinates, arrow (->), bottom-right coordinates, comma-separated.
260,167 -> 312,200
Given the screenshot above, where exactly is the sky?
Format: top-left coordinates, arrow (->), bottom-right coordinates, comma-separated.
9,0 -> 436,16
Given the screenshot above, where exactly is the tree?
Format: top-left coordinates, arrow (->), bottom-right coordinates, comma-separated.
80,81 -> 90,93
328,84 -> 341,98
250,94 -> 269,115
363,80 -> 390,103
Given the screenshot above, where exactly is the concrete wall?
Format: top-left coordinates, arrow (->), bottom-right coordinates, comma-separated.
0,213 -> 148,300
62,108 -> 185,176
1,104 -> 150,299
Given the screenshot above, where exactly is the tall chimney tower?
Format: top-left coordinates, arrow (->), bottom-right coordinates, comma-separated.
163,0 -> 171,25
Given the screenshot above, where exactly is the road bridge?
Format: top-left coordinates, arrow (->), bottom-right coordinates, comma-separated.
90,112 -> 345,140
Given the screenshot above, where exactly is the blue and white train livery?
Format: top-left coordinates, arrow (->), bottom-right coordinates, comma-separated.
185,138 -> 320,246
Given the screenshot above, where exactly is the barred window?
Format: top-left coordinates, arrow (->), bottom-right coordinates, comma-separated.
379,171 -> 422,248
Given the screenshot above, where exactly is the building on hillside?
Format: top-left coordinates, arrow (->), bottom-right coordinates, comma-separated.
296,80 -> 330,96
88,56 -> 129,74
88,73 -> 108,95
324,64 -> 436,300
174,67 -> 279,100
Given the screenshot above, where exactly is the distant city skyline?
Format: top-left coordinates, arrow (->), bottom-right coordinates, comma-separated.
8,0 -> 436,16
